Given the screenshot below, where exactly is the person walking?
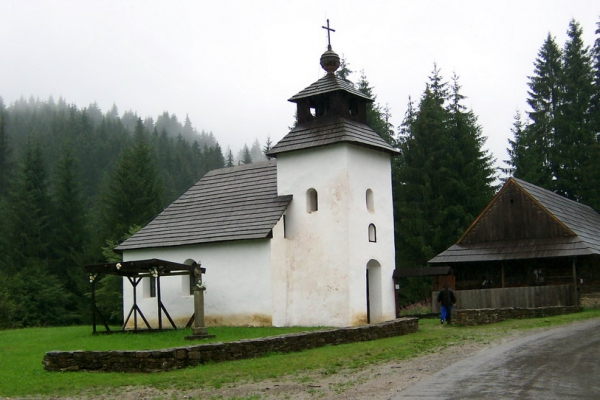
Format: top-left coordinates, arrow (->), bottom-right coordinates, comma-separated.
437,285 -> 456,324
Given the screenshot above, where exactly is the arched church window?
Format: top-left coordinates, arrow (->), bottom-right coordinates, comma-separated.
366,189 -> 374,212
369,223 -> 377,242
307,188 -> 318,212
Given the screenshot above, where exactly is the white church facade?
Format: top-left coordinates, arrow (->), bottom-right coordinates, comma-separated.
115,42 -> 398,328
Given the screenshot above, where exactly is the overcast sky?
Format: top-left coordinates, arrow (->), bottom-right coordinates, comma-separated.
1,1 -> 598,173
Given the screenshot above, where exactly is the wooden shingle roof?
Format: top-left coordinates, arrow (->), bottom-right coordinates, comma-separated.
429,178 -> 600,263
116,160 -> 292,251
267,117 -> 398,156
288,73 -> 372,102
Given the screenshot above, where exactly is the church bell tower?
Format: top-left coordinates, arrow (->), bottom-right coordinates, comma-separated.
267,21 -> 398,327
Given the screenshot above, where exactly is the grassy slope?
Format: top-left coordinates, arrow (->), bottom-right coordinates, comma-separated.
2,310 -> 599,398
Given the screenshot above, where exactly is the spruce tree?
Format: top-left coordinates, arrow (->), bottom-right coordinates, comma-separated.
445,73 -> 496,224
249,139 -> 264,162
101,118 -> 163,242
226,149 -> 235,167
508,19 -> 599,209
1,141 -> 77,326
504,111 -> 532,177
336,57 -> 353,83
241,144 -> 252,164
6,140 -> 53,269
263,135 -> 273,159
523,33 -> 563,188
395,67 -> 495,270
51,147 -> 88,295
553,20 -> 595,201
211,143 -> 225,169
0,99 -> 11,198
588,19 -> 600,210
357,71 -> 395,145
592,19 -> 600,135
395,66 -> 451,269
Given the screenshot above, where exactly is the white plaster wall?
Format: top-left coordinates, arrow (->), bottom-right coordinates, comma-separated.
122,238 -> 274,328
274,145 -> 349,326
346,146 -> 397,323
273,143 -> 396,326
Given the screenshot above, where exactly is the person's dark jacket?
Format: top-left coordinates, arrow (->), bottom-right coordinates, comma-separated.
437,288 -> 456,307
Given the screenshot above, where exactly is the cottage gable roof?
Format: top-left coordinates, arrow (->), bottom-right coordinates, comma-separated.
429,178 -> 600,263
116,160 -> 291,251
267,117 -> 398,156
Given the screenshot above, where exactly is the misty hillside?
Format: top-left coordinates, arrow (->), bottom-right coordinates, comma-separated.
1,96 -> 239,204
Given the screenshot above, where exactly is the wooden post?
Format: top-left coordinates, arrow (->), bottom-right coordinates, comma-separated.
393,279 -> 400,318
157,275 -> 162,330
573,258 -> 578,306
501,263 -> 505,288
91,279 -> 97,334
132,277 -> 138,330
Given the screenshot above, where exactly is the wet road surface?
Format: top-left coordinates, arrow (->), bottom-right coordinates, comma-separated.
396,318 -> 600,399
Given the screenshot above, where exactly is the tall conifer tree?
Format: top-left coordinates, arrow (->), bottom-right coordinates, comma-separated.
241,144 -> 252,164
509,20 -> 598,209
395,67 -> 495,271
6,140 -> 53,269
0,99 -> 10,198
357,71 -> 395,145
553,20 -> 595,201
522,34 -> 563,188
101,118 -> 163,242
51,147 -> 88,294
588,19 -> 600,210
226,149 -> 235,167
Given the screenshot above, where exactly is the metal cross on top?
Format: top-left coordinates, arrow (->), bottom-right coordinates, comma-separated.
322,19 -> 335,50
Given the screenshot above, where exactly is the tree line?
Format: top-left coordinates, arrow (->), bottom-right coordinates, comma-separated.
1,18 -> 599,326
505,19 -> 600,211
0,98 -> 230,327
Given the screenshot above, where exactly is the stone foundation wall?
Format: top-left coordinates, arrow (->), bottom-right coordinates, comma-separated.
43,318 -> 418,373
453,306 -> 583,326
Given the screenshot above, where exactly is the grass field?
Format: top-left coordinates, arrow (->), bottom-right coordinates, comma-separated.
2,309 -> 599,398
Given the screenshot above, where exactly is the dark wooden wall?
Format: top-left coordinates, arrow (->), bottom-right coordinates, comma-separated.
432,284 -> 576,311
461,181 -> 573,244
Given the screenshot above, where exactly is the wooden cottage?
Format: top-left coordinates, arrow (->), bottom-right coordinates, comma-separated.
429,177 -> 600,309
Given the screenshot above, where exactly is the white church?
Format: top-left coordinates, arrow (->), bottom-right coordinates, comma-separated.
115,39 -> 398,328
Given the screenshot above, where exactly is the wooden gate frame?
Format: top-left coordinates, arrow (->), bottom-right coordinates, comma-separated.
84,259 -> 195,334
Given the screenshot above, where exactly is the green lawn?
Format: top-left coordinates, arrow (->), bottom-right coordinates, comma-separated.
2,309 -> 599,398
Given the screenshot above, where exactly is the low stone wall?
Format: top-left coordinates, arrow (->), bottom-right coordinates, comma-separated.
453,306 -> 583,326
43,318 -> 418,373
